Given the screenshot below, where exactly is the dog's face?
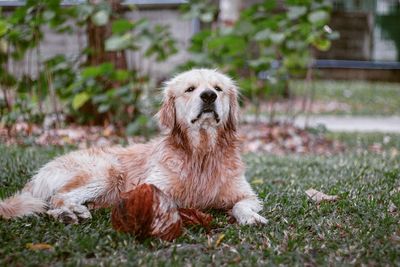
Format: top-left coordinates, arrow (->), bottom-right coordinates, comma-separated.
157,69 -> 238,132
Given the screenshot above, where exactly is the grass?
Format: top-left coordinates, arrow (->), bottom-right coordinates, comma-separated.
0,134 -> 399,266
290,80 -> 400,116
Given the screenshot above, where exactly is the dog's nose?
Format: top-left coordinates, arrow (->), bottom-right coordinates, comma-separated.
200,90 -> 217,104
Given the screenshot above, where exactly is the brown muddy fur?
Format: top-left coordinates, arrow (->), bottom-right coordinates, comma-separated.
157,95 -> 176,130
51,198 -> 65,208
116,144 -> 153,188
59,174 -> 90,193
105,81 -> 247,211
112,184 -> 182,241
94,166 -> 128,208
156,113 -> 245,209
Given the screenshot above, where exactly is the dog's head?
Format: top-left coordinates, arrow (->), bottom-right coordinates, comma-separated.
157,69 -> 239,133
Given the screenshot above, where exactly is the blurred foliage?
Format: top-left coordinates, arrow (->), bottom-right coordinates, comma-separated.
376,3 -> 400,61
0,0 -> 176,135
181,0 -> 338,113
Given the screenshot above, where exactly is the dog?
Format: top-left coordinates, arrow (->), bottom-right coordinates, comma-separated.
0,69 -> 267,225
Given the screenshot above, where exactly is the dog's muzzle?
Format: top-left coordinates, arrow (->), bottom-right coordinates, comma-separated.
191,90 -> 220,124
191,104 -> 220,124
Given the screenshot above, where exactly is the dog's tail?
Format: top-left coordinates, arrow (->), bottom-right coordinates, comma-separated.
0,184 -> 47,219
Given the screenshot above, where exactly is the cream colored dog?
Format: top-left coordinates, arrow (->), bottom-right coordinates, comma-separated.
0,69 -> 267,225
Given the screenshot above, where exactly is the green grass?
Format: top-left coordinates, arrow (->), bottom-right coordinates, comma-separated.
0,136 -> 400,266
291,80 -> 400,116
327,132 -> 400,152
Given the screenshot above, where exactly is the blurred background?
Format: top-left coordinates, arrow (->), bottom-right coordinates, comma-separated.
0,0 -> 399,155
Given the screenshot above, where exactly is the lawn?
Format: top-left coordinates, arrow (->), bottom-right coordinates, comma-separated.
290,80 -> 400,116
0,133 -> 399,266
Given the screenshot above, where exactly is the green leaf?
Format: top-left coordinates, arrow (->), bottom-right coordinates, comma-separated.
92,10 -> 109,26
0,39 -> 8,54
308,10 -> 329,24
112,19 -> 133,34
98,103 -> 110,113
43,10 -> 55,21
263,0 -> 276,10
105,34 -> 133,51
0,20 -> 9,36
126,115 -> 149,136
80,63 -> 114,78
200,12 -> 214,23
248,57 -> 271,69
98,63 -> 114,74
92,94 -> 108,104
287,6 -> 307,20
114,70 -> 130,81
81,66 -> 102,78
270,32 -> 285,44
235,21 -> 255,36
312,38 -> 331,51
254,29 -> 272,41
77,4 -> 94,21
72,92 -> 90,110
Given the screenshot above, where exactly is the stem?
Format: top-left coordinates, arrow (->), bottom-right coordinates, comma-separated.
304,65 -> 314,129
46,67 -> 61,128
35,6 -> 43,115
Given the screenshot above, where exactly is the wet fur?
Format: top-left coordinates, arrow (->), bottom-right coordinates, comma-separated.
0,69 -> 267,225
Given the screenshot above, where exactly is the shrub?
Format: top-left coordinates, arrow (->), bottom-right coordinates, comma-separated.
181,0 -> 338,116
0,0 -> 177,135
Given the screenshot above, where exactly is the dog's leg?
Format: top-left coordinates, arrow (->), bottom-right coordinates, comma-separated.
47,171 -> 125,224
219,176 -> 267,225
47,188 -> 97,224
232,197 -> 267,225
35,149 -> 126,224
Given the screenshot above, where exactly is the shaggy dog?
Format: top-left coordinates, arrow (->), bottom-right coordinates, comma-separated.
0,69 -> 267,225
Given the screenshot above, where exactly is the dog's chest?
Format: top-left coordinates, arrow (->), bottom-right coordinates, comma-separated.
160,159 -> 230,209
168,172 -> 224,209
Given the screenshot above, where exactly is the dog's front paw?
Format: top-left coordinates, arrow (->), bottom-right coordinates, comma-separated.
233,208 -> 267,225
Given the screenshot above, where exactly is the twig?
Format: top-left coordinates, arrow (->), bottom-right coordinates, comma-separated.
46,68 -> 61,128
304,64 -> 314,129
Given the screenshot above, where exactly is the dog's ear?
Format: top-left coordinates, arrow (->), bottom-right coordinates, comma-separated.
225,87 -> 239,132
156,94 -> 175,130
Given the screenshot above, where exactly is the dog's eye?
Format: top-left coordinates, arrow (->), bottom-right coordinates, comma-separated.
214,86 -> 222,92
185,86 -> 196,93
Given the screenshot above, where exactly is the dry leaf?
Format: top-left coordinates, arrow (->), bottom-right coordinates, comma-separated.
26,243 -> 54,251
251,178 -> 264,185
388,201 -> 397,213
215,233 -> 225,247
112,184 -> 182,241
178,208 -> 213,228
390,187 -> 400,195
305,188 -> 338,204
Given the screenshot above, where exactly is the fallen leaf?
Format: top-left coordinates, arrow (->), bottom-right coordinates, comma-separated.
26,243 -> 54,251
388,201 -> 397,213
391,148 -> 398,158
390,187 -> 400,195
215,233 -> 225,247
251,178 -> 264,185
305,188 -> 338,204
178,208 -> 213,229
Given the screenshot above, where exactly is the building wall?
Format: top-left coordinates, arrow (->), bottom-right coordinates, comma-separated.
6,7 -> 195,81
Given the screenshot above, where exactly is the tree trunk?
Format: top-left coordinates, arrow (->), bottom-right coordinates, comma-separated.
86,0 -> 127,69
218,0 -> 242,28
81,0 -> 128,125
